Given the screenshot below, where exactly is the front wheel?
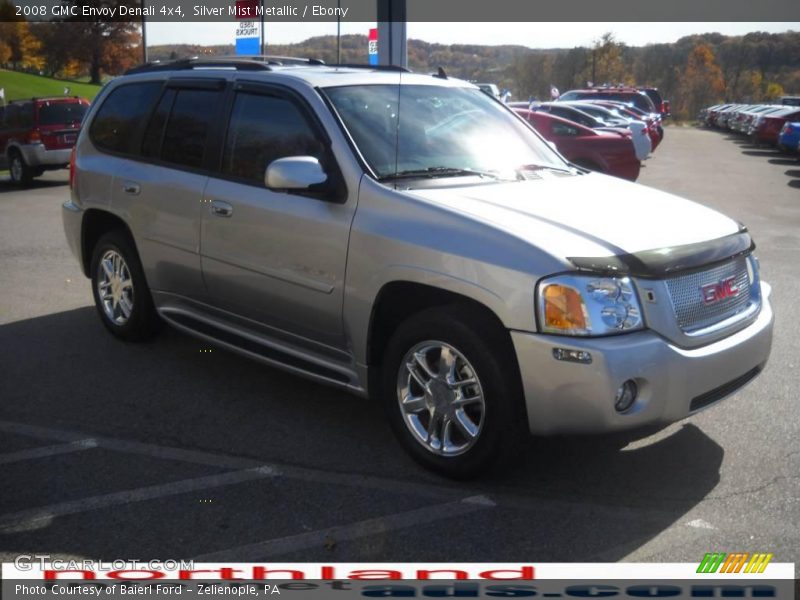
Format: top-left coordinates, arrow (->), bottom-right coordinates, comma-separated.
381,306 -> 526,479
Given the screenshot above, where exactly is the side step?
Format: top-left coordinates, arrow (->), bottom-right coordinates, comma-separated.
159,309 -> 362,392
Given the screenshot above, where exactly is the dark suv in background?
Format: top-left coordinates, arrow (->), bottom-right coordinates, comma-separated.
0,96 -> 89,186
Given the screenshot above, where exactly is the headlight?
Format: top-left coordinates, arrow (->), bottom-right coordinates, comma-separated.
536,274 -> 644,336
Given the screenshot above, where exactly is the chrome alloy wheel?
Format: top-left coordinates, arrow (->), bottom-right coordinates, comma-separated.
97,250 -> 134,325
396,341 -> 486,457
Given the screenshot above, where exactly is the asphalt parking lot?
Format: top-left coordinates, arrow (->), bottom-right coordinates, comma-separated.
1,126 -> 798,565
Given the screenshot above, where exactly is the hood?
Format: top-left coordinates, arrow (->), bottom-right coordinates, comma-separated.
404,172 -> 742,272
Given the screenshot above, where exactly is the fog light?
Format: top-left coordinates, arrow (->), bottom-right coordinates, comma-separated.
552,348 -> 592,364
614,380 -> 638,413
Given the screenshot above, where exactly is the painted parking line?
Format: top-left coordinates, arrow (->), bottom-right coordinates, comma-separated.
0,419 -> 461,501
0,439 -> 97,465
0,466 -> 276,535
194,495 -> 496,561
0,419 -> 679,523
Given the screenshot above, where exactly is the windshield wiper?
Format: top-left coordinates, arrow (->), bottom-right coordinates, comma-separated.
517,164 -> 576,175
380,166 -> 505,181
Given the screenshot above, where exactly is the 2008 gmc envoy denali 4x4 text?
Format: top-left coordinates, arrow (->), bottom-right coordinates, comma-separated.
62,57 -> 773,477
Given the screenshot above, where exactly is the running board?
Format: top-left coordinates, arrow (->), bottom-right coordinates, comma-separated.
159,309 -> 362,393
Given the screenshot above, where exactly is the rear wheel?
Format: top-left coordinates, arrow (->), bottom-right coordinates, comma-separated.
90,230 -> 162,341
8,151 -> 33,186
381,306 -> 526,479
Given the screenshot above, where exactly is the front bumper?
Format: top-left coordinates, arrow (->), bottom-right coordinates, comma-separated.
512,282 -> 773,435
18,144 -> 72,168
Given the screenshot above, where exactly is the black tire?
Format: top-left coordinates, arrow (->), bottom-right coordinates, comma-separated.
89,230 -> 162,341
381,305 -> 527,479
8,151 -> 33,187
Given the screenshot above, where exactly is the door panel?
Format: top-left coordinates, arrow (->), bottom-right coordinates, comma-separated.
201,178 -> 353,349
112,158 -> 208,298
200,88 -> 355,349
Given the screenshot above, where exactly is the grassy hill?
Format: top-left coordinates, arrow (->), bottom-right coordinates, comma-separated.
0,69 -> 101,102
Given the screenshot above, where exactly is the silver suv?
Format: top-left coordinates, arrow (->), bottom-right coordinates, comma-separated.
63,57 -> 773,478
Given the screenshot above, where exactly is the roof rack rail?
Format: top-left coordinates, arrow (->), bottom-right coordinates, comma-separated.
125,55 -> 327,75
327,63 -> 411,72
208,54 -> 326,66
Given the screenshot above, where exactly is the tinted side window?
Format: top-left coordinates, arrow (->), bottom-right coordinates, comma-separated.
222,92 -> 324,184
0,107 -> 5,127
161,89 -> 222,169
141,89 -> 176,158
18,104 -> 34,127
90,82 -> 162,154
5,104 -> 33,128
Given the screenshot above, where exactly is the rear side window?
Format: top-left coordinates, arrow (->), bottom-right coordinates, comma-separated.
38,102 -> 88,126
221,92 -> 324,184
6,104 -> 34,128
90,82 -> 162,154
160,89 -> 222,169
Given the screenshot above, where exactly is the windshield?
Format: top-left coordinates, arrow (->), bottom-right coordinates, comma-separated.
323,84 -> 567,180
38,102 -> 87,126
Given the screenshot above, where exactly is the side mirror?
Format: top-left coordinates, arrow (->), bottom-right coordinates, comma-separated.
265,156 -> 327,191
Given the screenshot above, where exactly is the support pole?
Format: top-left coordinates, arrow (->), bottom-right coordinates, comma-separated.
377,0 -> 407,68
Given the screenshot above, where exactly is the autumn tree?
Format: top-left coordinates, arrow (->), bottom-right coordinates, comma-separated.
58,0 -> 142,82
675,43 -> 726,119
0,0 -> 45,71
31,23 -> 83,77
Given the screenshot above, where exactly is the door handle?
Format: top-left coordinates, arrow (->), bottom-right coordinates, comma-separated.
122,181 -> 140,195
210,199 -> 233,217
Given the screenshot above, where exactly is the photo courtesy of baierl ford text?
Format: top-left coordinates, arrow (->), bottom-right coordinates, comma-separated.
0,0 -> 798,597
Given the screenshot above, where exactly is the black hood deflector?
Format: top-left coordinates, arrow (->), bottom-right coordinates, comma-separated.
568,229 -> 754,279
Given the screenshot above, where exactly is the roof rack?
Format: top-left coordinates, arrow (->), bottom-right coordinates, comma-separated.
327,63 -> 411,72
125,55 -> 326,75
5,96 -> 83,103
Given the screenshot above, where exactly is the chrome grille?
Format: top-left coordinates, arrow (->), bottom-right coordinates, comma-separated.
665,257 -> 753,332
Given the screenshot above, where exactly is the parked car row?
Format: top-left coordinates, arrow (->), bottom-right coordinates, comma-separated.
506,88 -> 667,182
700,101 -> 800,153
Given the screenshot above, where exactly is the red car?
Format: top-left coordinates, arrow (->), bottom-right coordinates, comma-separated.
0,96 -> 89,186
514,109 -> 640,181
751,107 -> 800,146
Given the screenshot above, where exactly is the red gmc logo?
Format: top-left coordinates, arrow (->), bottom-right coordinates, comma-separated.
701,276 -> 740,305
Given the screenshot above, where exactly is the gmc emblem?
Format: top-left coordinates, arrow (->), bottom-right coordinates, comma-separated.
701,276 -> 740,305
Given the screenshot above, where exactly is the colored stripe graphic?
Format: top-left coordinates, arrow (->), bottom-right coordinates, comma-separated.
744,553 -> 774,574
698,552 -> 773,574
697,553 -> 726,573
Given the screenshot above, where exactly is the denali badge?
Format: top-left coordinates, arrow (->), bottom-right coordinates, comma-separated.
701,276 -> 740,305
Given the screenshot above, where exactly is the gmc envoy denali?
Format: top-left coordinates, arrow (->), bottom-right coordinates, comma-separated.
63,57 -> 773,477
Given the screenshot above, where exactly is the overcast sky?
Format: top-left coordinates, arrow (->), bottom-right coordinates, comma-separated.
146,22 -> 799,48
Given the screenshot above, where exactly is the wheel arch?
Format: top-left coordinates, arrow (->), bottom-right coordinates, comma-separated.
363,280 -> 523,398
80,209 -> 137,277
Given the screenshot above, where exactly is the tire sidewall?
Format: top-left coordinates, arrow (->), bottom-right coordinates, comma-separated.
90,231 -> 157,340
381,308 -> 523,479
9,152 -> 31,186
